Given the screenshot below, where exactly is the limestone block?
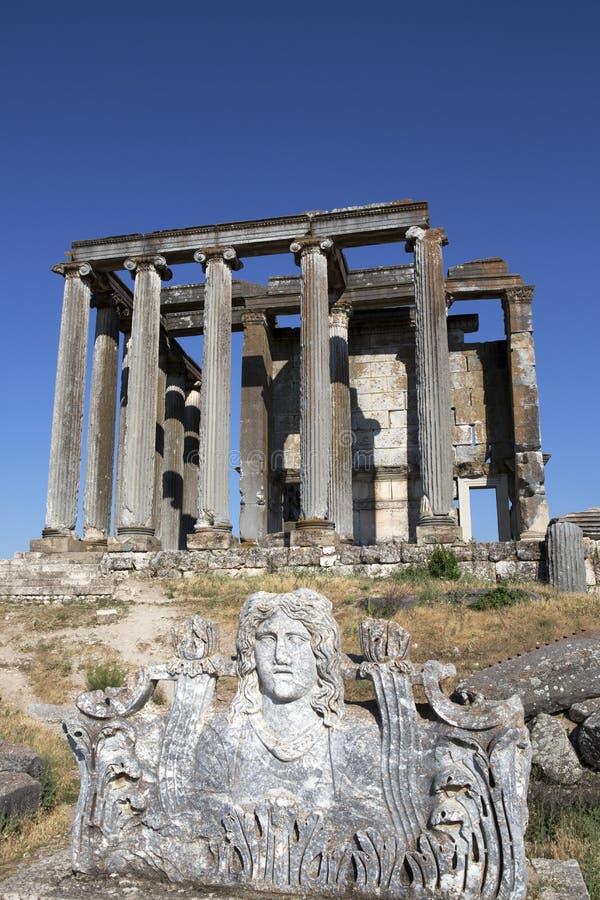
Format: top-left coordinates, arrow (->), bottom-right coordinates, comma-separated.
391,479 -> 408,501
449,353 -> 467,372
96,608 -> 119,625
385,372 -> 408,390
495,560 -> 518,581
568,697 -> 600,723
528,858 -> 591,900
389,406 -> 407,425
529,713 -> 582,784
465,351 -> 483,372
515,560 -> 540,581
0,741 -> 45,780
576,711 -> 600,770
516,541 -> 543,561
463,560 -> 497,582
454,424 -> 473,445
0,772 -> 42,820
456,634 -> 600,717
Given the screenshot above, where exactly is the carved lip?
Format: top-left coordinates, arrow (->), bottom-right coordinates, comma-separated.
272,667 -> 294,675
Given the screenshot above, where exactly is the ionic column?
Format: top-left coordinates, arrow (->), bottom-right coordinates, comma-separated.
43,262 -> 93,539
190,247 -> 241,544
405,227 -> 459,543
161,356 -> 186,550
503,286 -> 549,539
239,310 -> 272,544
329,300 -> 353,542
114,328 -> 130,532
152,343 -> 168,542
117,255 -> 171,547
290,238 -> 335,532
82,294 -> 120,543
182,378 -> 201,542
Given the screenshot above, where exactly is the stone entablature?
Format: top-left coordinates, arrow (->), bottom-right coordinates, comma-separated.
36,202 -> 550,554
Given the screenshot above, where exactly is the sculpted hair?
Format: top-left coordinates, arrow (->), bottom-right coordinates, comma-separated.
229,588 -> 345,727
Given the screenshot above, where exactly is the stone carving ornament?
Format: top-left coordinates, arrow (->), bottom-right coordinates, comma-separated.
65,589 -> 531,897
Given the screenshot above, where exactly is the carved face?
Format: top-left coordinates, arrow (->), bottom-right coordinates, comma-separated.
254,610 -> 318,704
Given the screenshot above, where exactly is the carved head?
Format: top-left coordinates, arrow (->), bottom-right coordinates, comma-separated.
230,588 -> 344,727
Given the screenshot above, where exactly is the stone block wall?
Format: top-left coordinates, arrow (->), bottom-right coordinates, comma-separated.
268,318 -> 514,545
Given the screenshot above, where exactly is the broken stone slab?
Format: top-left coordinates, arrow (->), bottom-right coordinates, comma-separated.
528,713 -> 582,784
455,632 -> 600,717
576,710 -> 600,770
568,697 -> 600,723
0,740 -> 45,779
28,703 -> 72,723
528,858 -> 591,900
95,608 -> 119,624
0,771 -> 43,820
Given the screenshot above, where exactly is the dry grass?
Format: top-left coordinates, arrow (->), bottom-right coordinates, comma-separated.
0,599 -> 129,633
0,701 -> 78,867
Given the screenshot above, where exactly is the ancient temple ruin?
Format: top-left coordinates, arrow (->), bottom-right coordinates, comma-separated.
34,200 -> 550,553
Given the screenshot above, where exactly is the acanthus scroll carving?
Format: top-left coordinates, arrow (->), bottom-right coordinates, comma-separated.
64,588 -> 531,898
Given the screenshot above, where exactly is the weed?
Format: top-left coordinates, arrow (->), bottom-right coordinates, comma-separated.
85,660 -> 127,692
428,546 -> 461,580
471,586 -> 529,611
391,565 -> 430,584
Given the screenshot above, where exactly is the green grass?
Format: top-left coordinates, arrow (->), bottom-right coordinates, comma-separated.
85,659 -> 127,692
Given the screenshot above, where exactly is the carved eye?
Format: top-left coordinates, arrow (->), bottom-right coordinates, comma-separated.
287,633 -> 309,646
256,633 -> 275,643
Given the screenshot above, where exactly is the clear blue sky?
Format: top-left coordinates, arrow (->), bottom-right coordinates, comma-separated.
1,0 -> 598,557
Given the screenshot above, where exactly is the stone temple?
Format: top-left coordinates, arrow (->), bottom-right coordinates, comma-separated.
33,199 -> 550,555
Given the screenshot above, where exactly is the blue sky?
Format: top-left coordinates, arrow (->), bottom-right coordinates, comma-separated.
1,0 -> 598,556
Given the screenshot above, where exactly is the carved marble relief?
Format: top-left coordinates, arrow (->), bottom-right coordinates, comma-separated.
64,589 -> 531,897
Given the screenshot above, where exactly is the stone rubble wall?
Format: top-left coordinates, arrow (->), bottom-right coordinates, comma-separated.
0,540 -> 597,603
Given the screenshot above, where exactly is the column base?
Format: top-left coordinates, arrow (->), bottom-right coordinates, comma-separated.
188,527 -> 239,550
30,534 -> 86,554
416,519 -> 463,545
112,528 -> 161,552
292,519 -> 337,548
519,529 -> 547,542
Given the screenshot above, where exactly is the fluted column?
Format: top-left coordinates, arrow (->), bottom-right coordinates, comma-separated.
405,226 -> 459,543
503,286 -> 549,540
117,255 -> 171,547
43,262 -> 92,539
290,237 -> 335,533
239,310 -> 272,544
182,378 -> 201,543
329,300 -> 353,542
161,356 -> 186,550
82,294 -> 120,543
114,329 -> 130,533
190,247 -> 241,545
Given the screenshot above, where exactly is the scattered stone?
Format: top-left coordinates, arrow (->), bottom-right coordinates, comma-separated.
529,713 -> 582,784
0,771 -> 43,820
455,633 -> 600,717
529,858 -> 591,900
96,607 -> 119,624
568,697 -> 600,724
0,739 -> 45,779
576,710 -> 600,770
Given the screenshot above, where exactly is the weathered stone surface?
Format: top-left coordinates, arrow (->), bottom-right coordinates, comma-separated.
528,858 -> 591,900
64,589 -> 530,898
546,522 -> 587,593
0,740 -> 45,779
456,634 -> 600,717
568,697 -> 600,723
0,771 -> 42,820
576,710 -> 600,770
528,713 -> 582,784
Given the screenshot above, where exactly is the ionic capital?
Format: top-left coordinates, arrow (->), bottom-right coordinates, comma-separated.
241,309 -> 269,329
329,299 -> 353,326
290,237 -> 333,266
52,261 -> 94,281
193,246 -> 243,272
124,255 -> 172,281
405,226 -> 448,253
503,285 -> 534,306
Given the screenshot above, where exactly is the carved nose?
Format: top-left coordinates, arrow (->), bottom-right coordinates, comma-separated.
274,636 -> 292,664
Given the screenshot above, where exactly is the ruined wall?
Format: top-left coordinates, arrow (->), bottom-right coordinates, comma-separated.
268,316 -> 515,545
